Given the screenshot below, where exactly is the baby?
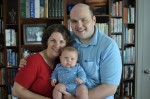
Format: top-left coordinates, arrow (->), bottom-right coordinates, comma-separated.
51,46 -> 88,99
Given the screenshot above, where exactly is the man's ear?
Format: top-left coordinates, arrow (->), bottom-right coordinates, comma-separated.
93,15 -> 96,24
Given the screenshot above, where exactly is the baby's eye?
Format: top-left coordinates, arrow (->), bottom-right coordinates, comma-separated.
71,58 -> 75,60
64,57 -> 68,60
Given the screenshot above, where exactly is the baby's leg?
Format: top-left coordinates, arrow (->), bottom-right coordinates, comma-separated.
76,84 -> 88,99
53,83 -> 66,99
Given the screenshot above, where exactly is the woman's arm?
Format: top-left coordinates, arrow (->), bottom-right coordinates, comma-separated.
12,82 -> 50,99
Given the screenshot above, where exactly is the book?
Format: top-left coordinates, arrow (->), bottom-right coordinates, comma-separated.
20,0 -> 26,18
30,0 -> 35,18
26,0 -> 30,18
5,29 -> 11,46
44,0 -> 48,18
34,0 -> 40,18
40,0 -> 45,18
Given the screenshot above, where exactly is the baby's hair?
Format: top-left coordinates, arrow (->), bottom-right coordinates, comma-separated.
61,46 -> 78,57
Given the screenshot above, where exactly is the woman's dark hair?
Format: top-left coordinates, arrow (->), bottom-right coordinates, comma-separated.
42,24 -> 73,49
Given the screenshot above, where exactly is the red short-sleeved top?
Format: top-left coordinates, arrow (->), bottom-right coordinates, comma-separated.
14,53 -> 53,98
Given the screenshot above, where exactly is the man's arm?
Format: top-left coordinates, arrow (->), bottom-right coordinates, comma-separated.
61,83 -> 117,99
88,83 -> 117,99
19,58 -> 27,67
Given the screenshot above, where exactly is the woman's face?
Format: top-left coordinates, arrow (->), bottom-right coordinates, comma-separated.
47,32 -> 67,58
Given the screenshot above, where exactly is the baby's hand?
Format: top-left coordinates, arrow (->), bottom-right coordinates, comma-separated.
51,79 -> 57,86
75,78 -> 83,84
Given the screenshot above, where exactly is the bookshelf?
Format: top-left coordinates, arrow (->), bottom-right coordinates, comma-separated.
110,0 -> 136,98
2,0 -> 136,98
0,0 -> 7,98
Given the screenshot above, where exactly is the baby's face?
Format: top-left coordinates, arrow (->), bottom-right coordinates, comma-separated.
60,50 -> 78,68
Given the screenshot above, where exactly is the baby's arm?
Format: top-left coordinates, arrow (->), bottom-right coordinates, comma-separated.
51,79 -> 57,86
76,63 -> 87,84
75,78 -> 83,84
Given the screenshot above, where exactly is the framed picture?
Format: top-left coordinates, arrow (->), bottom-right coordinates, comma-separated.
23,24 -> 46,44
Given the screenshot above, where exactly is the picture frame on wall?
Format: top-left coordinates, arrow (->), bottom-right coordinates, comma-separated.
23,24 -> 46,45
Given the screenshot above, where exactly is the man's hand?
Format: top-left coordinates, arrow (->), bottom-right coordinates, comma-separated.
19,58 -> 27,67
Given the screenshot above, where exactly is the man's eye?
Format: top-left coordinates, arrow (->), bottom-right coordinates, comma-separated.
82,19 -> 87,22
70,20 -> 77,23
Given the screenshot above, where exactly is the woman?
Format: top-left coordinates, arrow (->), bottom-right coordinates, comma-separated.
12,24 -> 72,99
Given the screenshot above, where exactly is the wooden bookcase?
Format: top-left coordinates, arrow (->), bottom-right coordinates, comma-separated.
2,0 -> 136,98
0,0 -> 7,98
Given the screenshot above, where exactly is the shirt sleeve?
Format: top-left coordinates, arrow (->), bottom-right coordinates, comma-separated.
100,41 -> 122,85
14,57 -> 38,89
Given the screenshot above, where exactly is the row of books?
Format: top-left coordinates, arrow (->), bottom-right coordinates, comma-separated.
0,68 -> 5,85
124,65 -> 134,80
0,52 -> 4,66
96,23 -> 108,35
111,35 -> 122,49
0,19 -> 4,34
7,69 -> 17,85
111,18 -> 122,33
123,5 -> 135,24
7,49 -> 18,67
111,1 -> 123,16
5,29 -> 17,46
124,82 -> 134,96
0,3 -> 2,18
0,87 -> 6,99
20,0 -> 64,18
124,27 -> 135,44
124,46 -> 135,64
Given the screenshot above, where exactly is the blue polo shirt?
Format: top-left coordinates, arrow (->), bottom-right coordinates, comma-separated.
72,28 -> 122,99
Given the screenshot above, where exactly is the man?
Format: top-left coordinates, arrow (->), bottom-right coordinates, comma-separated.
61,3 -> 122,99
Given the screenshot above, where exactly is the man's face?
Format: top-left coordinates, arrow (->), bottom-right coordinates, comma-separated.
70,6 -> 96,43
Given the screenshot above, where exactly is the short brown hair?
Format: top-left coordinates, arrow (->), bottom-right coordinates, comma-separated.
42,24 -> 73,49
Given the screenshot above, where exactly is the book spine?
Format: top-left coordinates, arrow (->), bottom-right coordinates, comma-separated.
20,0 -> 26,18
5,29 -> 10,46
26,0 -> 30,18
44,0 -> 48,18
34,0 -> 40,18
30,0 -> 35,18
40,0 -> 45,18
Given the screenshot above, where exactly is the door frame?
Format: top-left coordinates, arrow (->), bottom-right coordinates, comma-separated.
135,0 -> 145,98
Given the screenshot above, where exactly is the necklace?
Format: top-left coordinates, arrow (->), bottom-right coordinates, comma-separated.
40,50 -> 54,69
